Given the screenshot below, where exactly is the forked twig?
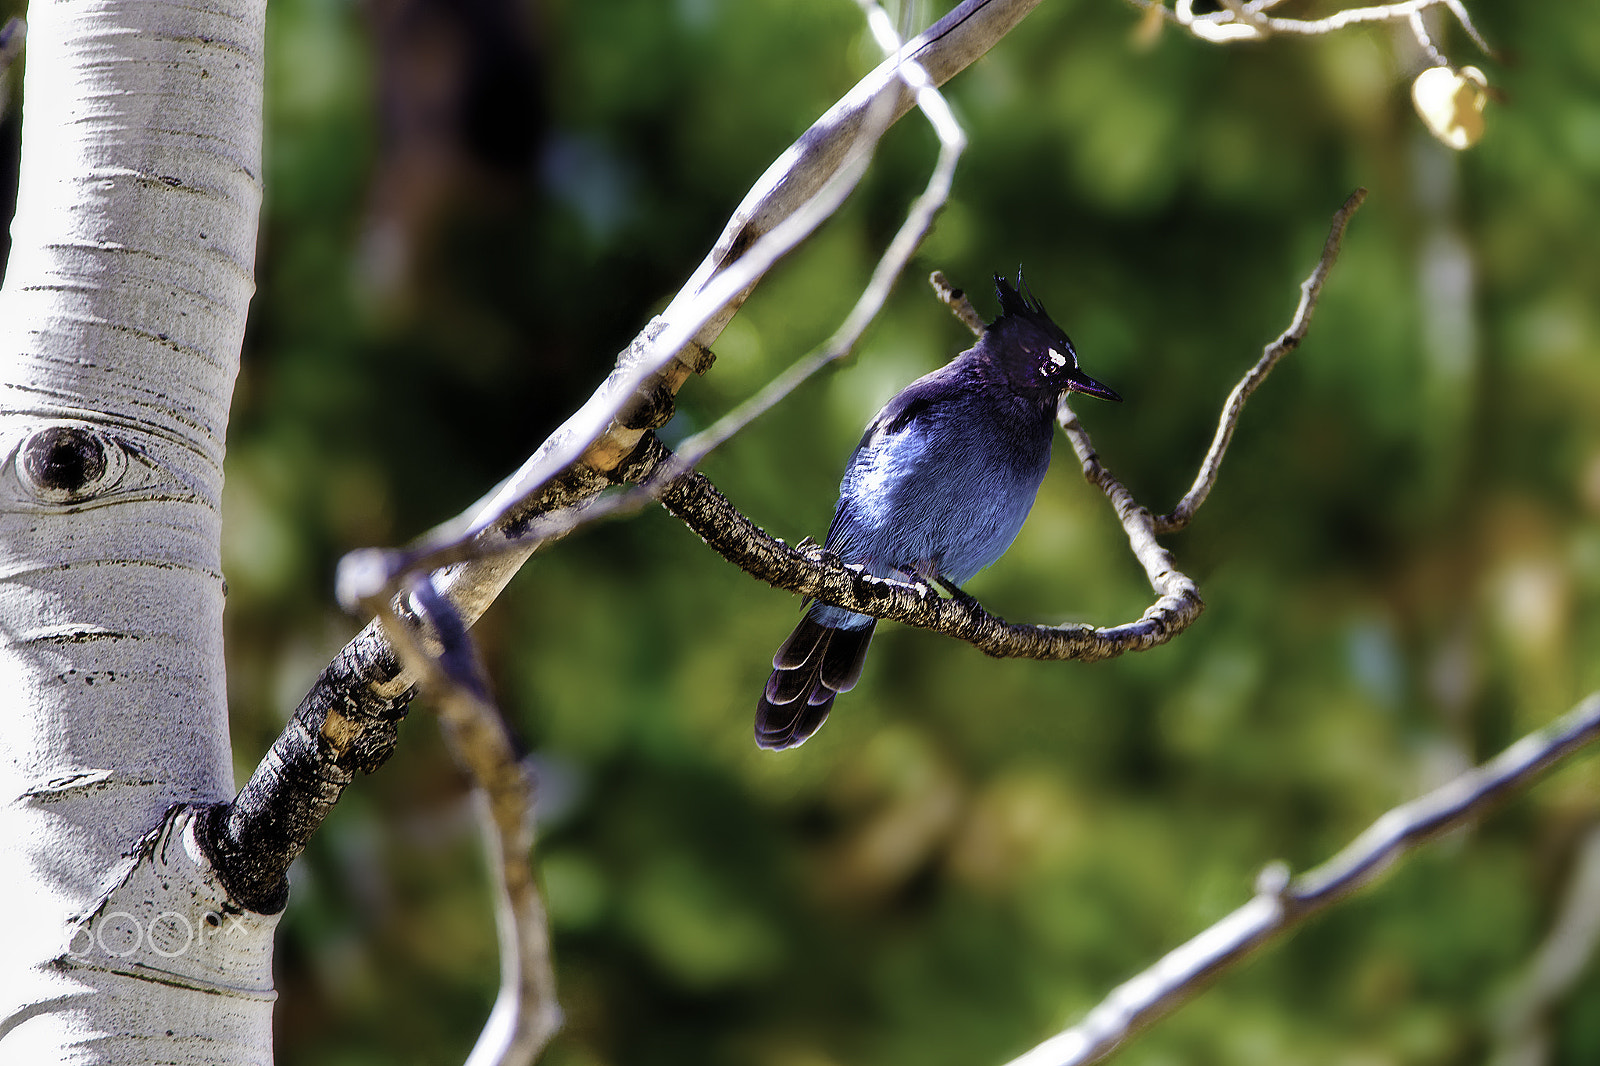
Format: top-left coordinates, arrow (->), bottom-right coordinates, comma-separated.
333,0 -> 1033,610
654,192 -> 1363,662
419,0 -> 972,562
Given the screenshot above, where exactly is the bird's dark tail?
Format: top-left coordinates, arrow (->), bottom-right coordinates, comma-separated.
755,615 -> 875,750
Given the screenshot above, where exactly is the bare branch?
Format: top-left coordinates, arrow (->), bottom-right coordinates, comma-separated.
410,0 -> 974,562
652,440 -> 1196,663
333,0 -> 1042,612
1003,692 -> 1600,1066
656,0 -> 967,482
1122,0 -> 1493,60
1156,187 -> 1366,534
929,270 -> 988,335
211,0 -> 1045,911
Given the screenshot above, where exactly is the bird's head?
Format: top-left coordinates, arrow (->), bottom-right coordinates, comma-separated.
985,273 -> 1121,403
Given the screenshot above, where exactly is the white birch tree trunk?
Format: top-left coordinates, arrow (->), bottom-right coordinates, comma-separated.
0,2 -> 277,1061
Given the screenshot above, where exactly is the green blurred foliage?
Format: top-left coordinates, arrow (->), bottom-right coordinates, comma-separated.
210,0 -> 1600,1062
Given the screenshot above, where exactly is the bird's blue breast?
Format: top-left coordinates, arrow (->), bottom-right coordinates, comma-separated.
811,376 -> 1054,629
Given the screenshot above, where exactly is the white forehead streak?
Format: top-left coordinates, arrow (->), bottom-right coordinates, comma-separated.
1047,347 -> 1067,368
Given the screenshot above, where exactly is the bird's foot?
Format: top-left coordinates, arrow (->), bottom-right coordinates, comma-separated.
935,577 -> 982,610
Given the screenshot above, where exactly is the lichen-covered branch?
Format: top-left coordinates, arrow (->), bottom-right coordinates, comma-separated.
1003,692 -> 1600,1066
333,0 -> 1039,605
653,443 -> 1176,663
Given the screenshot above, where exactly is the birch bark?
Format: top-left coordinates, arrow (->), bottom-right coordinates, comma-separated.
0,2 -> 277,1061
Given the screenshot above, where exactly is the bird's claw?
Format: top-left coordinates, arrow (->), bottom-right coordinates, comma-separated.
935,577 -> 981,610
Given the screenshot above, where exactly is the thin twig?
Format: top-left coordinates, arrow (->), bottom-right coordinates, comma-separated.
705,192 -> 1356,664
1123,0 -> 1493,59
333,0 -> 1040,611
660,0 -> 965,480
372,583 -> 562,1066
1156,188 -> 1366,533
408,0 -> 973,561
924,268 -> 1204,657
1003,692 -> 1600,1066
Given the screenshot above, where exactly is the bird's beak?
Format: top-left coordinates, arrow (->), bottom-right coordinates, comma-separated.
1064,368 -> 1121,403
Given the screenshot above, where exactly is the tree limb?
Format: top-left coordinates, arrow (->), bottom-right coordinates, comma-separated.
1003,691 -> 1600,1066
210,0 -> 1043,921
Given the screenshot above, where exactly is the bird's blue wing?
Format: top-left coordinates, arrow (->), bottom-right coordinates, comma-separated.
824,359 -> 1052,585
824,365 -> 964,552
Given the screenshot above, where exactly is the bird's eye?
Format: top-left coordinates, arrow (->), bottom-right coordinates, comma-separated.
1046,347 -> 1067,369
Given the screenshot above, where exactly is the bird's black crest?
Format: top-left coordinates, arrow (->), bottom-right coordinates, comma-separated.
992,271 -> 1053,327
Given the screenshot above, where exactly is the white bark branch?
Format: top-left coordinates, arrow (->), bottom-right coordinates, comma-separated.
1125,0 -> 1491,63
218,0 -> 1048,915
333,0 -> 1043,613
1004,692 -> 1600,1066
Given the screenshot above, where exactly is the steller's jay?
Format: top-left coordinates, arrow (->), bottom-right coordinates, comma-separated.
755,273 -> 1121,750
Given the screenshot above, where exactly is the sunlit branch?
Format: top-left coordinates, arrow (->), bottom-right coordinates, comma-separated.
1001,692 -> 1600,1066
1122,0 -> 1492,61
212,0 -> 1043,914
367,0 -> 972,568
334,0 -> 1040,609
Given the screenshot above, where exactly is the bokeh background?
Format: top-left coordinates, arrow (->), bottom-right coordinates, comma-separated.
5,0 -> 1600,1063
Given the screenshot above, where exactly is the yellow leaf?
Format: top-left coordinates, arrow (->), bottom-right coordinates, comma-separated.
1411,65 -> 1488,150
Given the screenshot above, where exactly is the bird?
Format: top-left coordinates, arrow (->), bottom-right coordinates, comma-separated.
755,272 -> 1121,750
